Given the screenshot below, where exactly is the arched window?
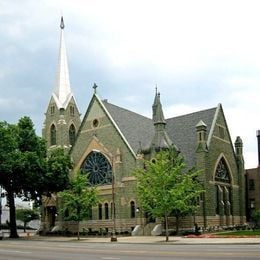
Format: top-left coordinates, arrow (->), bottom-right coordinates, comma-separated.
81,151 -> 112,186
105,203 -> 109,219
98,204 -> 102,220
69,124 -> 76,146
50,124 -> 56,145
215,158 -> 230,183
130,201 -> 135,218
215,158 -> 232,216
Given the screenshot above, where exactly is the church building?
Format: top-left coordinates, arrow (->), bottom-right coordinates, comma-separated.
41,18 -> 246,235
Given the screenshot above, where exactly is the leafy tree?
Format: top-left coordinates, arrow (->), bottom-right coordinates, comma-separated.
16,209 -> 39,232
59,173 -> 98,240
0,117 -> 72,238
45,148 -> 72,194
134,146 -> 204,241
251,209 -> 260,229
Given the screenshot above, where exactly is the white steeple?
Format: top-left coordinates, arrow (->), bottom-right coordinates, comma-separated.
52,16 -> 73,109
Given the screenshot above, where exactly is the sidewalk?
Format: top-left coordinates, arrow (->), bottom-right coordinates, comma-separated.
16,232 -> 260,245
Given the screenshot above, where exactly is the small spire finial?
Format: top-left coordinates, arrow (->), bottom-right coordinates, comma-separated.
60,16 -> 65,29
155,85 -> 157,95
93,83 -> 98,93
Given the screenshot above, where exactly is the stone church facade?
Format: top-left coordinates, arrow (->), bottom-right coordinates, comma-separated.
41,18 -> 246,235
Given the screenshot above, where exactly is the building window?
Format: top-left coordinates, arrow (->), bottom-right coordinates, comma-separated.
70,105 -> 74,116
50,106 -> 55,115
69,124 -> 76,146
105,203 -> 109,219
81,151 -> 112,186
250,198 -> 255,209
93,118 -> 99,128
249,179 -> 255,190
130,201 -> 135,218
215,158 -> 230,183
215,185 -> 220,215
50,124 -> 56,145
98,204 -> 102,220
218,126 -> 225,139
215,158 -> 232,215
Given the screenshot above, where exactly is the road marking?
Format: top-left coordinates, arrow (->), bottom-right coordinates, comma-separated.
101,258 -> 121,260
0,249 -> 31,254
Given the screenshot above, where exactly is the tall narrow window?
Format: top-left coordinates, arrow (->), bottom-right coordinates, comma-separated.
50,106 -> 55,115
130,201 -> 135,218
215,185 -> 220,214
70,105 -> 74,116
50,124 -> 56,145
215,158 -> 232,215
69,124 -> 76,146
98,204 -> 102,220
105,203 -> 109,219
249,179 -> 255,190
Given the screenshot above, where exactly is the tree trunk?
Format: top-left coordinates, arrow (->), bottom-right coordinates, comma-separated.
175,215 -> 180,235
7,191 -> 19,238
77,221 -> 80,240
165,214 -> 169,242
23,222 -> 26,233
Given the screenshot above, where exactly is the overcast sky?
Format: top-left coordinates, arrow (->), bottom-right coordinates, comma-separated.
0,0 -> 260,168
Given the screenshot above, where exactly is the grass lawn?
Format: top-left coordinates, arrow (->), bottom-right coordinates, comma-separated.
215,229 -> 260,236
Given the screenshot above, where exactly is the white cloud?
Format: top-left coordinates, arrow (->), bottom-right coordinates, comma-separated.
0,0 -> 260,169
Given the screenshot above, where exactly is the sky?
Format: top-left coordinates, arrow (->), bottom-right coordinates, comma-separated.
0,0 -> 260,168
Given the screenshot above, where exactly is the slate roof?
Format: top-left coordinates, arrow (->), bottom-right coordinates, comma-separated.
103,99 -> 217,167
166,108 -> 217,167
103,101 -> 155,153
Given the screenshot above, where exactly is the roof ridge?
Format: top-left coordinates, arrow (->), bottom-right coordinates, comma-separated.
103,100 -> 152,121
166,106 -> 217,121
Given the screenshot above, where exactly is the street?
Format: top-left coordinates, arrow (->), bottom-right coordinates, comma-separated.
0,240 -> 260,260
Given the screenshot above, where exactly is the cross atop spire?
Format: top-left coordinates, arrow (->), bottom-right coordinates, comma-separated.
52,16 -> 73,109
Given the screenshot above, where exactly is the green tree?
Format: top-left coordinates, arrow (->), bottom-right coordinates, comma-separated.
45,148 -> 72,194
251,209 -> 260,229
0,117 -> 72,238
16,209 -> 39,232
59,173 -> 98,240
134,146 -> 204,242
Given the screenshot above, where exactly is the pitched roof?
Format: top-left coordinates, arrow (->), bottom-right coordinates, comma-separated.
166,107 -> 217,167
102,100 -> 154,153
103,99 -> 217,167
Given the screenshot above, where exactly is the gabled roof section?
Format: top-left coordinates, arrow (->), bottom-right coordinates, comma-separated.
166,107 -> 217,167
102,100 -> 154,154
52,16 -> 73,109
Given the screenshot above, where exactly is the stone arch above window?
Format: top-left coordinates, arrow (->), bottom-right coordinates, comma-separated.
69,124 -> 76,146
81,151 -> 112,186
215,158 -> 231,183
50,124 -> 56,146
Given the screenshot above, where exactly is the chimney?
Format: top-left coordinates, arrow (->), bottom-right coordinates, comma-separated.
257,130 -> 260,167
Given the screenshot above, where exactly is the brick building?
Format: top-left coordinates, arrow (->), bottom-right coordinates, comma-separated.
245,131 -> 260,221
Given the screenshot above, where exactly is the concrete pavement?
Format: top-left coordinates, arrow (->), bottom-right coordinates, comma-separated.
10,232 -> 260,245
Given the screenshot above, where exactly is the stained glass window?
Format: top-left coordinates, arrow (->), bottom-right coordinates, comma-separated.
81,151 -> 112,185
215,158 -> 230,183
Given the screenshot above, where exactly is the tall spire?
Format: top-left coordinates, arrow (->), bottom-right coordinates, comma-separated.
153,91 -> 166,124
150,90 -> 173,150
53,16 -> 72,109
